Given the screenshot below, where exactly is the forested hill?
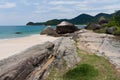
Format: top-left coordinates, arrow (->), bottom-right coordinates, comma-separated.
26,13 -> 112,25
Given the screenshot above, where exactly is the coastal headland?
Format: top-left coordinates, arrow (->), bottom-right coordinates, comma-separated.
0,29 -> 120,79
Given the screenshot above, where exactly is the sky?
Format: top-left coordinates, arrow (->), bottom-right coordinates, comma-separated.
0,0 -> 120,25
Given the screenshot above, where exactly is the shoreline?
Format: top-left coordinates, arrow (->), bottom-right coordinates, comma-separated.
0,34 -> 59,60
0,33 -> 40,41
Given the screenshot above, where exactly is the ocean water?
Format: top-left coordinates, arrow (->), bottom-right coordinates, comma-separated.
0,25 -> 85,39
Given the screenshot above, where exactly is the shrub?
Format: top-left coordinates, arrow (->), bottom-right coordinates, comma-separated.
113,26 -> 120,35
114,10 -> 120,26
105,21 -> 117,27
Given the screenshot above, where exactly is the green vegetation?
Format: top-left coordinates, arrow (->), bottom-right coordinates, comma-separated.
114,10 -> 120,26
73,47 -> 120,80
46,42 -> 120,80
70,14 -> 94,24
86,10 -> 120,35
94,13 -> 112,21
43,19 -> 61,25
64,64 -> 99,80
26,22 -> 43,25
103,10 -> 120,35
26,13 -> 112,25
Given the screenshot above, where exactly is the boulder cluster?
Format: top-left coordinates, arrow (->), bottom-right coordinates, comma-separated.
85,16 -> 117,34
40,21 -> 79,37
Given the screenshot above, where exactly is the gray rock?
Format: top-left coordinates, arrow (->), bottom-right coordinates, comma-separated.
86,23 -> 102,30
0,42 -> 54,80
77,29 -> 120,72
41,27 -> 59,37
56,21 -> 79,34
15,32 -> 22,34
53,37 -> 80,69
98,16 -> 109,25
106,27 -> 117,34
0,37 -> 80,80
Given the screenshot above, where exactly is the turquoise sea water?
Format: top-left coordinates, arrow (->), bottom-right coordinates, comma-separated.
0,25 -> 85,39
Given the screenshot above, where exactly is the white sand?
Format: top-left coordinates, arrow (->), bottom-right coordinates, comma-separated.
0,35 -> 58,60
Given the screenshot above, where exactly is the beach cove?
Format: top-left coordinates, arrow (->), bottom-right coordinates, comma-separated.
0,21 -> 120,79
0,28 -> 120,79
0,34 -> 58,60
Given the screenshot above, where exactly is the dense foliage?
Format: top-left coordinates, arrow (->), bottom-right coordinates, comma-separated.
43,19 -> 61,25
70,14 -> 94,24
85,10 -> 120,35
26,13 -> 112,25
103,10 -> 120,35
114,10 -> 120,26
26,22 -> 43,25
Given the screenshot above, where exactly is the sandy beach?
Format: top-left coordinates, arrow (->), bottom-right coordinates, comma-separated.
0,34 -> 58,60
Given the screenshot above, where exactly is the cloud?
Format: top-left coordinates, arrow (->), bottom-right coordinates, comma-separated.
34,0 -> 120,19
48,0 -> 118,12
0,2 -> 16,8
49,0 -> 88,5
0,0 -> 120,25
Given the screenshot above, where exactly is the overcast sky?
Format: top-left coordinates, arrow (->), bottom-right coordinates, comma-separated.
0,0 -> 120,25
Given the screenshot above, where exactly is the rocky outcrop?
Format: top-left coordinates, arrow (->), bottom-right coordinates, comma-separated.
40,27 -> 59,37
106,27 -> 117,34
98,16 -> 109,25
53,37 -> 80,69
56,21 -> 79,34
0,42 -> 54,80
0,37 -> 80,80
77,29 -> 120,72
43,37 -> 80,80
86,23 -> 102,30
15,32 -> 22,34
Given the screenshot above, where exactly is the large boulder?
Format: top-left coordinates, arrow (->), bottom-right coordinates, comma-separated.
41,27 -> 59,37
56,21 -> 79,34
0,42 -> 54,80
86,23 -> 102,30
106,27 -> 117,34
98,16 -> 109,25
53,37 -> 80,69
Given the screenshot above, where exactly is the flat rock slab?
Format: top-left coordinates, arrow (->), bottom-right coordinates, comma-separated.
77,29 -> 120,71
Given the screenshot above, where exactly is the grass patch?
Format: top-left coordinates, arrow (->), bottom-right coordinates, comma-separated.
62,41 -> 120,80
46,42 -> 120,80
69,46 -> 120,80
63,64 -> 99,80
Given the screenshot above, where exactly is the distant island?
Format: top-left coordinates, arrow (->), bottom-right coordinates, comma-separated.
26,13 -> 112,25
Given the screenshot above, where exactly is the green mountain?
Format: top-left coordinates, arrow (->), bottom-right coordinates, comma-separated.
94,13 -> 112,21
69,14 -> 94,24
43,19 -> 68,25
26,13 -> 112,25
